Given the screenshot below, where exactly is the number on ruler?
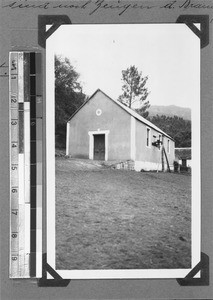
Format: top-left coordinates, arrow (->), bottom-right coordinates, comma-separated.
11,188 -> 18,193
11,120 -> 17,126
11,165 -> 18,171
11,59 -> 17,71
12,143 -> 17,148
11,233 -> 18,238
11,97 -> 17,103
11,256 -> 18,261
12,210 -> 18,215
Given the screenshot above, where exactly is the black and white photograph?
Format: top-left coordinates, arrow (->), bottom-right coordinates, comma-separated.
2,0 -> 213,297
46,24 -> 200,279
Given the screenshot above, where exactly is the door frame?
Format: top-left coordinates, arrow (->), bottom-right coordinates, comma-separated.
88,130 -> 109,161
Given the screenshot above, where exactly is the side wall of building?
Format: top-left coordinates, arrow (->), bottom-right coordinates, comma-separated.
67,92 -> 132,160
134,119 -> 175,171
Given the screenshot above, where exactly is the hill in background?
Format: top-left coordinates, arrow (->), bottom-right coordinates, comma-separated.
148,105 -> 191,120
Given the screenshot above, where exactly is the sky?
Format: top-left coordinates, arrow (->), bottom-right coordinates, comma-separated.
47,24 -> 200,109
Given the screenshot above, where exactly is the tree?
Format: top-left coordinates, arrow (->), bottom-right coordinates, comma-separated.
135,105 -> 150,119
55,55 -> 86,148
118,65 -> 150,117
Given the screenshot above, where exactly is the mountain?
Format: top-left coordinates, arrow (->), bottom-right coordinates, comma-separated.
148,105 -> 191,120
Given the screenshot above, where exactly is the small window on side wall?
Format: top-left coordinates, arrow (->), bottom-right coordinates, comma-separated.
167,139 -> 170,153
159,135 -> 161,150
146,128 -> 151,147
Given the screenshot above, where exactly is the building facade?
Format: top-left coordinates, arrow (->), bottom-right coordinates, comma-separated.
66,89 -> 175,171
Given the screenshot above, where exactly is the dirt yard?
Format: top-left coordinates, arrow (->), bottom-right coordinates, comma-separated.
55,157 -> 191,270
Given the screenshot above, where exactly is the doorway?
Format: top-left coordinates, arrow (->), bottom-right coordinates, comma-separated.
94,134 -> 105,160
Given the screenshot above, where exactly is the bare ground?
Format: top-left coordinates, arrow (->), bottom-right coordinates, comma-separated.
55,157 -> 191,270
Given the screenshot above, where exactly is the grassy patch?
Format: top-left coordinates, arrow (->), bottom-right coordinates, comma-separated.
56,158 -> 191,270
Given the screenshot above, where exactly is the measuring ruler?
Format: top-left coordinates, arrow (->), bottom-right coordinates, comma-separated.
9,52 -> 42,278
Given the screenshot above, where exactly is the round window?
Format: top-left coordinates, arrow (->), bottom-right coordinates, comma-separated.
96,109 -> 102,116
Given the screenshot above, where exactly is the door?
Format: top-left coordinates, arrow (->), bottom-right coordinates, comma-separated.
94,134 -> 105,160
182,159 -> 187,167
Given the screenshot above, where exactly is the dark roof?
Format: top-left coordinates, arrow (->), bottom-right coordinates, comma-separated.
68,89 -> 174,140
175,148 -> 191,159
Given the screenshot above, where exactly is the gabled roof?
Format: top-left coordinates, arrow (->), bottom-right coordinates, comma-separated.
175,148 -> 191,160
68,89 -> 174,140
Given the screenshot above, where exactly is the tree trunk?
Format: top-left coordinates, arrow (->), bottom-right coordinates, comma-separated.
129,85 -> 133,108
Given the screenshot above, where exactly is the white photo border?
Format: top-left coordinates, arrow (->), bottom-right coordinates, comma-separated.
46,23 -> 200,280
